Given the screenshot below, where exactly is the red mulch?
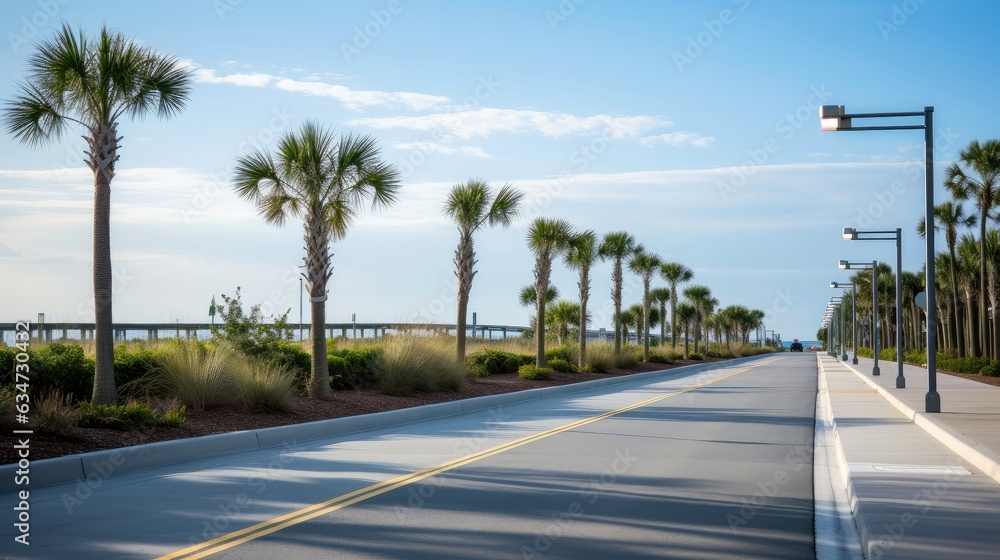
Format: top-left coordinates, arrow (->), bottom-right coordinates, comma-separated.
2,360 -> 705,464
939,369 -> 1000,387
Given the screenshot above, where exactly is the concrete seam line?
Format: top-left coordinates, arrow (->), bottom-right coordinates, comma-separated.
842,360 -> 1000,486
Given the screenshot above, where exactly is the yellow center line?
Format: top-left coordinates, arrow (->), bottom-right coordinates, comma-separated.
158,358 -> 774,559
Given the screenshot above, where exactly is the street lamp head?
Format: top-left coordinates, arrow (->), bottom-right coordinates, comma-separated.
843,227 -> 858,240
820,105 -> 852,131
838,260 -> 850,270
830,282 -> 837,288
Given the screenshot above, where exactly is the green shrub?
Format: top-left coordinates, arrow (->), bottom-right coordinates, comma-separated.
980,360 -> 1000,377
376,337 -> 465,396
904,349 -> 927,365
544,345 -> 574,363
233,359 -> 294,412
330,346 -> 383,390
261,341 -> 310,391
34,391 -> 80,434
7,344 -> 95,402
938,356 -> 990,374
210,286 -> 294,357
465,349 -> 523,377
518,364 -> 553,380
77,399 -> 186,430
648,349 -> 675,364
856,347 -> 875,358
687,352 -> 705,361
879,347 -> 897,361
114,344 -> 165,389
154,342 -> 236,411
547,358 -> 578,373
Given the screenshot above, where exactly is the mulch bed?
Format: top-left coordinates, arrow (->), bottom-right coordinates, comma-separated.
938,369 -> 1000,388
2,360 -> 709,464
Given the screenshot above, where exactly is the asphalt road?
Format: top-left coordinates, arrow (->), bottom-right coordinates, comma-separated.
3,353 -> 819,559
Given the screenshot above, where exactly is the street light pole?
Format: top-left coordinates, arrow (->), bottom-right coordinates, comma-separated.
872,259 -> 880,376
821,104 -> 938,411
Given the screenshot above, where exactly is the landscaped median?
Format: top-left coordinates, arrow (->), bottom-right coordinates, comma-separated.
0,347 -> 774,493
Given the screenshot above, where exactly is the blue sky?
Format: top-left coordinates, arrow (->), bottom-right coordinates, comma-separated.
1,0 -> 997,341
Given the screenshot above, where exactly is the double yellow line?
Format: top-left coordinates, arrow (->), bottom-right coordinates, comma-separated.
158,359 -> 772,559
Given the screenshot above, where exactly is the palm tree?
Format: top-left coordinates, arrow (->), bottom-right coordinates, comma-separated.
650,287 -> 671,348
443,179 -> 523,360
683,285 -> 713,354
676,302 -> 697,358
660,262 -> 694,351
565,230 -> 598,369
547,300 -> 582,346
527,218 -> 573,367
957,234 -> 981,357
628,249 -> 662,361
619,306 -> 638,345
519,284 -> 559,308
947,140 -> 1000,357
919,201 -> 977,356
3,24 -> 191,404
598,231 -> 637,356
234,122 -> 400,399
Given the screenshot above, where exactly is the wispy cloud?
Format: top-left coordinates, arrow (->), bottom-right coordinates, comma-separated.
185,61 -> 451,111
392,142 -> 493,158
639,132 -> 715,148
347,108 -> 673,139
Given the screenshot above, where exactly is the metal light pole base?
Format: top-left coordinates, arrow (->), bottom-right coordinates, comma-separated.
841,353 -> 848,361
852,357 -> 858,365
895,375 -> 905,388
872,366 -> 880,376
925,391 -> 941,413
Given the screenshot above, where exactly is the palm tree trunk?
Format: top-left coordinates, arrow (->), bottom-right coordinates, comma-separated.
612,261 -> 623,355
670,289 -> 678,350
949,247 -> 964,356
91,155 -> 116,405
683,323 -> 690,357
578,269 -> 589,370
535,255 -> 551,367
659,302 -> 666,348
88,123 -> 122,405
642,280 -> 651,362
454,231 -> 475,361
305,211 -> 332,399
981,215 -> 988,358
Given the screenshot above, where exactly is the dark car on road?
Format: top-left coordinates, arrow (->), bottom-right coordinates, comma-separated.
790,339 -> 804,352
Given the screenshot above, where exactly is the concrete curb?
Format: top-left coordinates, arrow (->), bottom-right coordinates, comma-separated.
815,357 -> 866,560
1,355 -> 768,493
841,359 -> 1000,486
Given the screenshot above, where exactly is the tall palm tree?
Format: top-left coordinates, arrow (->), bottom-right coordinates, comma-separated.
957,234 -> 982,357
919,201 -> 977,356
565,230 -> 598,369
3,24 -> 191,404
676,302 -> 696,358
683,285 -> 712,354
650,287 -> 671,348
598,231 -> 637,356
628,249 -> 662,361
527,218 -> 573,367
661,262 -> 694,351
947,139 -> 1000,357
234,122 -> 400,399
443,179 -> 523,360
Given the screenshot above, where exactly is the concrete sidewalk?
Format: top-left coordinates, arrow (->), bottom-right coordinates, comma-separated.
817,354 -> 1000,559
